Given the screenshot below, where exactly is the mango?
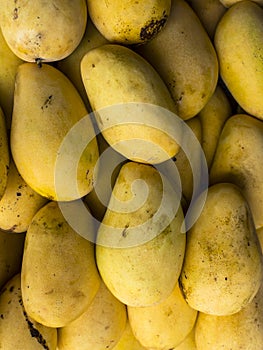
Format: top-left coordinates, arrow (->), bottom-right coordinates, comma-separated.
21,201 -> 101,327
137,0 -> 218,120
81,43 -> 182,164
0,0 -> 87,62
210,114 -> 263,229
0,28 -> 23,128
128,282 -> 197,349
87,0 -> 171,44
0,159 -> 48,233
179,183 -> 262,316
58,281 -> 127,350
96,161 -> 186,307
0,273 -> 57,349
11,63 -> 99,201
186,0 -> 227,38
195,266 -> 263,350
214,0 -> 263,120
198,85 -> 232,169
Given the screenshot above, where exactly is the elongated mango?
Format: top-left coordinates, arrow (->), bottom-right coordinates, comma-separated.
81,44 -> 182,164
21,201 -> 101,327
96,161 -> 186,307
179,183 -> 262,316
214,1 -> 263,120
210,114 -> 263,229
137,0 -> 218,120
11,63 -> 99,201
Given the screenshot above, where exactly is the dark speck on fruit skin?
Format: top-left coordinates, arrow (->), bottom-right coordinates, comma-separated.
140,12 -> 168,42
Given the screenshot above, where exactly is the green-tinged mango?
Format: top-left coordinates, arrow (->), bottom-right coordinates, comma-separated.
0,230 -> 25,290
128,282 -> 197,349
214,1 -> 263,120
0,107 -> 9,200
87,0 -> 171,44
210,114 -> 263,229
0,159 -> 48,233
21,201 -> 101,327
198,85 -> 232,169
0,28 -> 23,128
0,0 -> 87,62
58,280 -> 127,350
137,0 -> 218,120
0,273 -> 57,349
81,44 -> 182,164
96,161 -> 186,307
179,183 -> 262,316
195,267 -> 263,350
11,63 -> 99,201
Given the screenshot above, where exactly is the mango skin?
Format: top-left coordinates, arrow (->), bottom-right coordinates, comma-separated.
128,282 -> 197,349
214,1 -> 263,121
0,273 -> 57,350
96,161 -> 186,307
0,28 -> 23,129
0,159 -> 48,233
137,0 -> 218,120
87,0 -> 171,44
220,0 -> 263,7
81,44 -> 181,164
58,281 -> 127,350
21,201 -> 101,328
195,267 -> 263,350
11,63 -> 99,201
210,114 -> 263,229
0,0 -> 87,62
179,183 -> 262,316
0,108 -> 9,200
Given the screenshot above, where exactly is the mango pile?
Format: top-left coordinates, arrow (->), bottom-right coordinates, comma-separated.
0,0 -> 263,349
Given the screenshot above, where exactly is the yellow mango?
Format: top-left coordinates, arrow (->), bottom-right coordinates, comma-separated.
195,267 -> 263,350
0,0 -> 87,62
210,114 -> 263,229
84,133 -> 125,222
11,63 -> 99,201
179,183 -> 262,316
198,85 -> 232,169
87,0 -> 171,44
128,282 -> 197,349
0,159 -> 48,233
21,201 -> 101,327
0,28 -> 23,128
58,281 -> 127,350
0,273 -> 57,349
112,321 -> 148,350
173,327 -> 197,350
96,161 -> 186,307
0,107 -> 9,199
81,43 -> 182,164
57,19 -> 109,109
214,1 -> 263,120
137,0 -> 218,120
0,229 -> 25,290
186,0 -> 227,38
